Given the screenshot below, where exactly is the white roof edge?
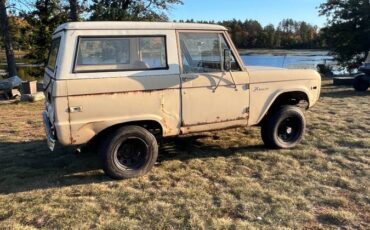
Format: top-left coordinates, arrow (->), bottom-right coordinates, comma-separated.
54,21 -> 227,33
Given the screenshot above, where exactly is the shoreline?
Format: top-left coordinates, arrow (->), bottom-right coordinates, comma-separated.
238,49 -> 330,56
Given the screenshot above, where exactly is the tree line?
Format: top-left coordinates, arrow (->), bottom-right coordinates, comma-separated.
0,0 -> 324,75
3,16 -> 324,56
0,0 -> 185,77
178,19 -> 324,50
1,0 -> 369,78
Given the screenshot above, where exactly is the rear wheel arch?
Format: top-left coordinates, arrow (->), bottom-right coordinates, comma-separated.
91,120 -> 164,145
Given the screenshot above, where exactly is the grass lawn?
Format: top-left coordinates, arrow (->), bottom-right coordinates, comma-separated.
0,79 -> 369,229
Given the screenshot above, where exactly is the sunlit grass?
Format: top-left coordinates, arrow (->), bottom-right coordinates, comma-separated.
0,79 -> 369,229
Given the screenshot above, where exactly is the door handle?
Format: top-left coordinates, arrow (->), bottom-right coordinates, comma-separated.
68,106 -> 83,113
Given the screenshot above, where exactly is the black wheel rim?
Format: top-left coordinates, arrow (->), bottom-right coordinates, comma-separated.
114,137 -> 148,171
277,117 -> 302,143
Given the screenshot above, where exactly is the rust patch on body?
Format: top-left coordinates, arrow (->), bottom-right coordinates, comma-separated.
182,116 -> 248,127
63,88 -> 179,98
161,117 -> 171,135
180,117 -> 249,135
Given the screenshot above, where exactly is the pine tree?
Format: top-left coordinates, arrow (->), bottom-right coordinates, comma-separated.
89,0 -> 183,21
320,0 -> 370,69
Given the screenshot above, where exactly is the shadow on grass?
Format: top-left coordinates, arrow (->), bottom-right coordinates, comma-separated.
316,213 -> 350,226
0,135 -> 266,195
159,135 -> 266,162
0,140 -> 108,195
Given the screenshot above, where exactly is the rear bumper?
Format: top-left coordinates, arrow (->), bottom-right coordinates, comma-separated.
42,111 -> 56,151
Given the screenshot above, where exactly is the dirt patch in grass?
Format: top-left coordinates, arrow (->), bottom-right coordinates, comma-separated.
0,79 -> 369,229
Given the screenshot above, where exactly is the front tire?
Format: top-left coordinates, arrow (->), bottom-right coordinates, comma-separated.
353,75 -> 369,92
100,125 -> 158,179
261,106 -> 306,149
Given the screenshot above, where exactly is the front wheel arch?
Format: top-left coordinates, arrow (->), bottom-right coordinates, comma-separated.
257,91 -> 310,126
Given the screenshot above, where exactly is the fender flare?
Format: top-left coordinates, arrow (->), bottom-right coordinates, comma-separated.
255,88 -> 311,125
72,115 -> 168,145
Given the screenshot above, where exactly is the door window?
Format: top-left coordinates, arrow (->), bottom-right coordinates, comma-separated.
179,32 -> 240,74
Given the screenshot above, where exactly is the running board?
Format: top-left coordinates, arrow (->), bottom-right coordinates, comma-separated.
180,119 -> 248,135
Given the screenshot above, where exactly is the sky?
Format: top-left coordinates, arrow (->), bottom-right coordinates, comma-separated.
169,0 -> 327,27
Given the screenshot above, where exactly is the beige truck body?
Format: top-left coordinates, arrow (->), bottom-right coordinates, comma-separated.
43,22 -> 321,147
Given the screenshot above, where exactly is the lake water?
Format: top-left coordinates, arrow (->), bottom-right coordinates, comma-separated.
239,49 -> 335,71
241,55 -> 334,69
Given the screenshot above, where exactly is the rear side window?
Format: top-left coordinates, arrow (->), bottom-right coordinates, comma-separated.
74,36 -> 168,72
47,37 -> 61,71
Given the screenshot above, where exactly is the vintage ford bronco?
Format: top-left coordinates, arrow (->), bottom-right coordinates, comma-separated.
43,22 -> 321,179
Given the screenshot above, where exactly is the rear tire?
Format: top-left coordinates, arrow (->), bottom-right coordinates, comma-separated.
100,125 -> 158,179
353,75 -> 369,91
261,106 -> 306,149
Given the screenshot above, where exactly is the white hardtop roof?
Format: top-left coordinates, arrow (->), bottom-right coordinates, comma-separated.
54,21 -> 227,34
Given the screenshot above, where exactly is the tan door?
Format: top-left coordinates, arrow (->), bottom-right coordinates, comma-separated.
178,31 -> 250,128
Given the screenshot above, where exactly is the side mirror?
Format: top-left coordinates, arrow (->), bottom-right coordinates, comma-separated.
224,49 -> 232,72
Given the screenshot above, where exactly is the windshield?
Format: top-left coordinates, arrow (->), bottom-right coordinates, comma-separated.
47,37 -> 61,71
